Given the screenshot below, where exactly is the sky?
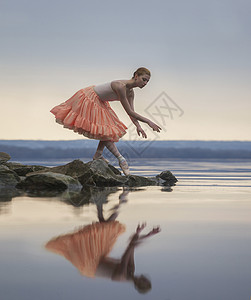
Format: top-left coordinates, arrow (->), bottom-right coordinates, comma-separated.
0,0 -> 250,141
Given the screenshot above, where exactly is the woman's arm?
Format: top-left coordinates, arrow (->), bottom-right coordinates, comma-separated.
111,81 -> 161,133
111,241 -> 136,281
127,89 -> 139,125
111,223 -> 161,281
127,89 -> 147,138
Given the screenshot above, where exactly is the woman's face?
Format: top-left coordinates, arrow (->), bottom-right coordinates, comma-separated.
135,73 -> 151,88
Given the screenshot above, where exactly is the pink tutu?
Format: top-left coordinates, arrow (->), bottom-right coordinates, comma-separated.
50,86 -> 127,142
45,221 -> 126,277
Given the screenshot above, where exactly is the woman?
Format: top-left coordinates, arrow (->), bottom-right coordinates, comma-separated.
45,222 -> 160,293
50,67 -> 162,175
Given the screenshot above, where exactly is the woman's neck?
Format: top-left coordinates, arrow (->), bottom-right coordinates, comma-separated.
125,78 -> 137,89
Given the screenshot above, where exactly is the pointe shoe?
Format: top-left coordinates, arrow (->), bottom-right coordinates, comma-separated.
119,159 -> 130,176
93,155 -> 109,164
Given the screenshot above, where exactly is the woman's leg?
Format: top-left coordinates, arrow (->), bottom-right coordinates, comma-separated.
93,141 -> 105,157
104,141 -> 120,158
93,141 -> 109,163
104,141 -> 130,175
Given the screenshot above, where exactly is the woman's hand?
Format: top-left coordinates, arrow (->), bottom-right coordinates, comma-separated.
133,223 -> 161,241
146,226 -> 161,236
136,223 -> 147,234
147,120 -> 162,132
136,126 -> 147,138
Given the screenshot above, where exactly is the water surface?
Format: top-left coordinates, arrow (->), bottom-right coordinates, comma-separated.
1,159 -> 251,300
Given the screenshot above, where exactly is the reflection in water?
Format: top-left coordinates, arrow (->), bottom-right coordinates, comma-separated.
62,186 -> 120,207
62,186 -> 147,208
45,188 -> 160,293
0,188 -> 21,203
161,186 -> 173,192
0,201 -> 11,215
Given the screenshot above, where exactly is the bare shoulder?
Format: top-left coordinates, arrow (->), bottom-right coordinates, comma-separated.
111,80 -> 126,92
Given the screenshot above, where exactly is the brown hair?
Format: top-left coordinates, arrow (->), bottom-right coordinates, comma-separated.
133,275 -> 152,294
133,67 -> 151,78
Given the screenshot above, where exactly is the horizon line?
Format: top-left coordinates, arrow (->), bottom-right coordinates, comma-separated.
1,139 -> 251,142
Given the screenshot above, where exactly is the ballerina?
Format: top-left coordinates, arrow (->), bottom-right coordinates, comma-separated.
45,222 -> 160,294
50,67 -> 162,175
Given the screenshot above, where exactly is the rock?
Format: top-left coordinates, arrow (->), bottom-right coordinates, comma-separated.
0,165 -> 21,200
23,189 -> 66,198
14,165 -> 48,176
82,160 -> 128,187
157,170 -> 178,186
0,152 -> 11,164
4,162 -> 49,176
4,158 -> 178,191
16,172 -> 82,192
4,162 -> 26,169
108,164 -> 121,175
0,188 -> 21,201
49,159 -> 90,178
0,165 -> 21,188
126,175 -> 156,187
39,159 -> 127,187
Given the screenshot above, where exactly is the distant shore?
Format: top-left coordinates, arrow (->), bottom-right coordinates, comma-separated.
1,140 -> 251,160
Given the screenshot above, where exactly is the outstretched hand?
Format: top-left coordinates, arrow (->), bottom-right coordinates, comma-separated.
146,226 -> 161,237
136,222 -> 147,234
134,223 -> 161,240
137,126 -> 147,138
147,120 -> 162,133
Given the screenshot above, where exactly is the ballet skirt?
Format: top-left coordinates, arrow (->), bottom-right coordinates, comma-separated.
50,86 -> 127,142
45,221 -> 126,277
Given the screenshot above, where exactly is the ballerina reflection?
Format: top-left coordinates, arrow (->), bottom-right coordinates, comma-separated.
96,187 -> 129,222
45,191 -> 160,293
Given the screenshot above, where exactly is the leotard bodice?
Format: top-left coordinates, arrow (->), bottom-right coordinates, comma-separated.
93,82 -> 119,101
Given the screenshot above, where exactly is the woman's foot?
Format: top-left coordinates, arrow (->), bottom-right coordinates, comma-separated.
93,155 -> 109,164
119,158 -> 130,176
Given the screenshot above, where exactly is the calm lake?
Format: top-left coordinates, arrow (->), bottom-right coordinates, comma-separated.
1,158 -> 251,300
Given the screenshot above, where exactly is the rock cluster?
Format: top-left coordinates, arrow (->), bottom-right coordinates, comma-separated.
0,152 -> 177,200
